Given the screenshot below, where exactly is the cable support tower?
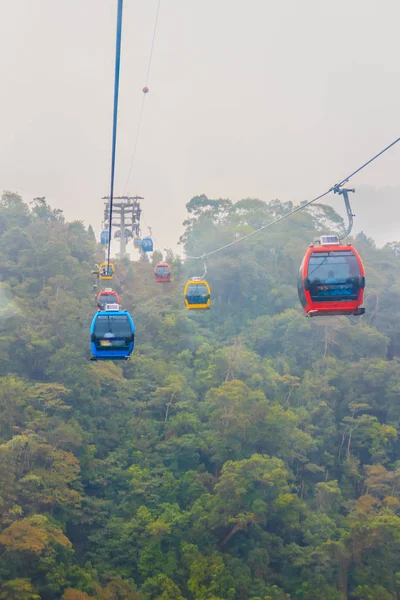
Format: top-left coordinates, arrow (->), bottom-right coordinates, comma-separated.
103,195 -> 143,259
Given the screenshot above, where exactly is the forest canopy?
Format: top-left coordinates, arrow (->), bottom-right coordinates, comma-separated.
1,191 -> 400,599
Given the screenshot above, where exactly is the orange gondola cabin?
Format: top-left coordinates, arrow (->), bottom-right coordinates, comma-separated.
97,288 -> 121,310
298,235 -> 365,317
154,263 -> 171,283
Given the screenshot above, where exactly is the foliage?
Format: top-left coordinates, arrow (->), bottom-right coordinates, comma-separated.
1,191 -> 400,598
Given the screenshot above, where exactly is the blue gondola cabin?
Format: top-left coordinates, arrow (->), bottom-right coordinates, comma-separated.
100,229 -> 109,244
141,237 -> 154,252
90,310 -> 135,360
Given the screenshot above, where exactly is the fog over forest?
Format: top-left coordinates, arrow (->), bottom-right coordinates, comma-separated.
0,0 -> 400,251
1,0 -> 400,598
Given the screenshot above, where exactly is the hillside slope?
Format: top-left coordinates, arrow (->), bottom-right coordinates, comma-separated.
1,192 -> 400,599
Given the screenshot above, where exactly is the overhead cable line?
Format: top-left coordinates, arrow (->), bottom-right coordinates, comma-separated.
124,0 -> 162,194
124,95 -> 145,195
336,136 -> 400,188
144,0 -> 162,86
107,0 -> 124,268
187,189 -> 332,261
187,136 -> 400,261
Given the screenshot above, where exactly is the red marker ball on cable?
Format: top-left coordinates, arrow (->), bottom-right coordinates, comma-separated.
142,86 -> 149,94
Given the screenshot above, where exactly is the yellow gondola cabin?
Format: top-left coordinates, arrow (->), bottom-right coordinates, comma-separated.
184,278 -> 211,310
99,263 -> 115,280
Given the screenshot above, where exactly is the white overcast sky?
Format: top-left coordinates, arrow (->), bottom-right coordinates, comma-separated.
0,0 -> 399,253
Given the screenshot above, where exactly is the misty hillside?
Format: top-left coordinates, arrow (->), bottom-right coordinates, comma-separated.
2,191 -> 400,599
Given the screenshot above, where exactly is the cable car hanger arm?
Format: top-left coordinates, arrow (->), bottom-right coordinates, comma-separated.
333,185 -> 355,240
185,254 -> 208,278
186,135 -> 400,261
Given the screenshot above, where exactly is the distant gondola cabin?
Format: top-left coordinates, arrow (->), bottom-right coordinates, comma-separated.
100,229 -> 109,244
298,236 -> 365,317
184,278 -> 211,310
141,237 -> 154,252
99,263 -> 114,280
154,263 -> 171,283
97,289 -> 121,309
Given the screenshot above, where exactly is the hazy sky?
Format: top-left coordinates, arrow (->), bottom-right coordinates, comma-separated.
0,0 -> 399,255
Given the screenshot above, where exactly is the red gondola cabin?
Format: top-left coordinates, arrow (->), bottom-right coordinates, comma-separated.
298,235 -> 365,317
154,263 -> 171,283
97,289 -> 121,310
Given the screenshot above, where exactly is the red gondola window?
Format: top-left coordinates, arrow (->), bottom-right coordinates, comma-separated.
98,293 -> 119,304
155,266 -> 170,278
307,250 -> 361,302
